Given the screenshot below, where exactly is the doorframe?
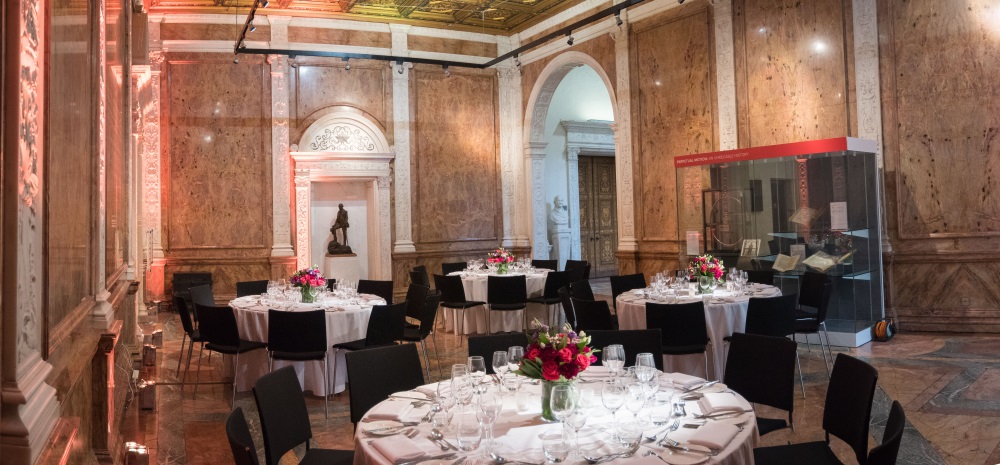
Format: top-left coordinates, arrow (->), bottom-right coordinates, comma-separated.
562,120 -> 615,261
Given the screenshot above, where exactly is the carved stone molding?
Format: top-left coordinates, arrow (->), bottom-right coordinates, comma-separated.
268,15 -> 291,49
852,0 -> 883,166
269,54 -> 294,258
498,66 -> 523,247
293,172 -> 312,270
391,63 -> 416,253
95,0 -> 109,299
562,120 -> 615,260
714,0 -> 738,150
526,143 -> 549,259
610,26 -> 637,252
142,72 -> 163,259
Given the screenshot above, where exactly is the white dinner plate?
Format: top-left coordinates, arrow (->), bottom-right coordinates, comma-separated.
361,420 -> 405,436
658,445 -> 711,465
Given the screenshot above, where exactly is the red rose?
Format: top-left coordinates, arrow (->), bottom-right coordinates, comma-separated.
559,363 -> 580,379
575,353 -> 592,369
526,347 -> 541,361
540,349 -> 557,362
542,361 -> 560,381
557,348 -> 573,363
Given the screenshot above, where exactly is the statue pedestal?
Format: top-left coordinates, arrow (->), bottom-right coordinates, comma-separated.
550,225 -> 572,271
324,253 -> 363,285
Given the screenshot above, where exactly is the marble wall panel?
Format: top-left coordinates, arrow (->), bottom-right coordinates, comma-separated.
287,27 -> 389,48
164,56 -> 271,250
292,60 -> 389,136
633,8 -> 715,242
734,0 -> 851,147
46,0 -> 94,330
164,260 -> 272,298
408,35 -> 497,58
520,34 -> 616,115
521,4 -> 605,45
412,68 -> 501,243
106,0 -> 128,281
160,23 -> 270,42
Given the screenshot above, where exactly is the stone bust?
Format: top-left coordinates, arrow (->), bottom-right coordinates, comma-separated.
549,195 -> 568,226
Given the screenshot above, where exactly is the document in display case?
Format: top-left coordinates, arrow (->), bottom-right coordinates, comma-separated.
674,137 -> 885,347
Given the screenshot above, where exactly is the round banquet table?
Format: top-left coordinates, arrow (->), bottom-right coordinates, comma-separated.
353,366 -> 759,465
228,293 -> 386,396
615,284 -> 781,381
441,270 -> 560,334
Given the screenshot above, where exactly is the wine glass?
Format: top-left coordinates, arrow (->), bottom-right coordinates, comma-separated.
602,378 -> 626,431
507,346 -> 524,373
477,392 -> 502,452
603,345 -> 625,377
468,356 -> 487,381
550,384 -> 577,423
564,406 -> 588,452
709,277 -> 719,294
634,353 -> 656,383
492,351 -> 509,378
624,380 -> 645,419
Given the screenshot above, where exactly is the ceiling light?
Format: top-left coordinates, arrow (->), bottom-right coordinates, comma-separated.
342,57 -> 350,70
396,60 -> 405,74
615,12 -> 623,26
261,0 -> 270,7
443,65 -> 450,77
250,23 -> 257,32
514,55 -> 521,67
677,0 -> 685,4
233,56 -> 239,64
566,33 -> 574,46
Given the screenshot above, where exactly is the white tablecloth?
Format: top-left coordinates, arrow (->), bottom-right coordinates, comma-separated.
616,285 -> 781,380
229,293 -> 385,396
353,366 -> 758,465
441,271 -> 558,334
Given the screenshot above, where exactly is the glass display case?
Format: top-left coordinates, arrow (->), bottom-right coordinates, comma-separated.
675,138 -> 884,346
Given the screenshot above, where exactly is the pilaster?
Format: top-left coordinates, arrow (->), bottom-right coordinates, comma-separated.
391,60 -> 416,253
609,19 -> 638,252
294,171 -> 312,268
92,0 -> 113,329
714,0 -> 737,150
566,146 -> 582,260
269,54 -> 294,259
142,51 -> 165,301
498,66 -> 523,248
526,142 -> 549,259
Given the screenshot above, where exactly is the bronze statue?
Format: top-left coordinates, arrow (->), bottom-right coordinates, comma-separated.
327,204 -> 353,255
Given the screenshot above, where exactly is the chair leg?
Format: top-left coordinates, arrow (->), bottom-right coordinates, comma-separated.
323,353 -> 330,418
820,323 -> 833,377
231,352 -> 240,410
268,353 -> 273,372
193,345 -> 205,400
433,332 -> 444,380
420,340 -> 432,381
331,349 -> 339,395
181,339 -> 195,387
795,351 -> 806,399
486,307 -> 491,335
703,351 -> 711,381
815,332 -> 831,377
176,333 -> 187,376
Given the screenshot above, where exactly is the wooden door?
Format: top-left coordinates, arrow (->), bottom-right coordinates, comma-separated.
578,156 -> 618,278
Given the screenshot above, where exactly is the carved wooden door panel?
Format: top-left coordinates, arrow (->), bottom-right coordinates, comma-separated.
578,156 -> 619,278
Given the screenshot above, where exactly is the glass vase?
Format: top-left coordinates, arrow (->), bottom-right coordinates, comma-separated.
300,285 -> 317,303
697,276 -> 712,294
497,262 -> 509,275
541,379 -> 574,422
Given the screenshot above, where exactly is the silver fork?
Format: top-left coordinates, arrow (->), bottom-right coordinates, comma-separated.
654,419 -> 681,446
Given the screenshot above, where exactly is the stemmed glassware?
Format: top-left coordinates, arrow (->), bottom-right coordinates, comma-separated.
468,356 -> 487,393
476,391 -> 502,453
550,384 -> 577,424
492,351 -> 509,378
602,378 -> 626,429
603,345 -> 625,377
564,405 -> 588,452
452,364 -> 473,408
507,346 -> 524,373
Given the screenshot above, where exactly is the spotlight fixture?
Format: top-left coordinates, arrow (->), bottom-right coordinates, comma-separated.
443,65 -> 450,77
677,0 -> 684,3
233,56 -> 239,64
250,24 -> 257,32
566,32 -> 574,46
514,55 -> 521,67
342,57 -> 350,70
261,0 -> 270,7
615,12 -> 623,26
396,60 -> 405,74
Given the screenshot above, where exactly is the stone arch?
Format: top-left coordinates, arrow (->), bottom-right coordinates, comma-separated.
297,108 -> 391,154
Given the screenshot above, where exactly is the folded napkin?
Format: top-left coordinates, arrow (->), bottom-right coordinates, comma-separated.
687,422 -> 740,450
411,385 -> 439,398
696,392 -> 752,415
661,372 -> 705,390
366,400 -> 415,421
370,435 -> 435,463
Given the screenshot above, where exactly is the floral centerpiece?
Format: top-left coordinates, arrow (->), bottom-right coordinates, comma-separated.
487,247 -> 515,275
514,320 -> 598,421
291,266 -> 326,303
688,254 -> 725,293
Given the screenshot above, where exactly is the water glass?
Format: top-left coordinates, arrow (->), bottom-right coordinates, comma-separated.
603,345 -> 625,376
468,355 -> 487,381
542,431 -> 571,463
616,421 -> 643,452
455,413 -> 482,452
507,346 -> 524,372
492,351 -> 509,377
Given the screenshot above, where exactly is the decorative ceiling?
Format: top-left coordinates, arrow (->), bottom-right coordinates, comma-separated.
148,0 -> 581,34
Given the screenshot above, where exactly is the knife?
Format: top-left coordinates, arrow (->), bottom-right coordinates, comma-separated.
662,444 -> 712,456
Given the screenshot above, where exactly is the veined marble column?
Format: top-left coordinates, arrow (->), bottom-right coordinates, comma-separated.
498,66 -> 523,248
1,0 -> 60,462
391,61 -> 416,253
527,142 -> 549,259
609,20 -> 638,253
92,0 -> 113,328
566,146 -> 582,260
143,51 -> 165,302
714,0 -> 738,150
269,54 -> 294,259
294,172 -> 312,269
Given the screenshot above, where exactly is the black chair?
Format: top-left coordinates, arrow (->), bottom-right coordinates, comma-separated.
723,333 -> 797,436
796,273 -> 834,376
569,279 -> 595,301
253,367 -> 354,465
345,344 -> 425,426
468,333 -> 529,374
441,262 -> 467,275
740,294 -> 806,398
188,284 -> 215,316
558,287 -> 576,330
609,273 -> 646,310
867,401 -> 905,465
527,270 -> 571,326
411,265 -> 431,288
586,329 -> 664,371
403,291 -> 442,380
753,353 -> 879,465
358,279 -> 393,305
487,275 -> 528,334
193,303 -> 267,407
226,407 -> 260,465
531,259 -> 558,271
326,278 -> 338,291
236,280 -> 268,297
744,269 -> 776,286
403,282 -> 431,325
173,296 -> 206,387
572,297 -> 617,331
331,301 -> 407,391
267,309 -> 330,417
565,259 -> 589,274
645,301 -> 711,378
435,274 -> 485,343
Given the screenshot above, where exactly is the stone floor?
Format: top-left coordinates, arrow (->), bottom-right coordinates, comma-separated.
122,288 -> 1000,465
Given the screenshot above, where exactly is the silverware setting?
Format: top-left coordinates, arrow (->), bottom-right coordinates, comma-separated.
394,453 -> 457,465
583,443 -> 641,464
661,439 -> 718,457
693,409 -> 752,419
489,451 -> 543,465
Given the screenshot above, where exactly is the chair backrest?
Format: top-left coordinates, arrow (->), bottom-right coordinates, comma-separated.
441,262 -> 466,275
404,282 -> 430,320
609,274 -> 646,308
358,279 -> 393,304
226,407 -> 261,465
540,270 -> 571,299
194,303 -> 241,348
531,259 -> 558,271
345,344 -> 425,425
411,265 -> 430,287
434,274 -> 469,305
824,353 -> 879,465
585,329 -> 664,370
558,287 -> 576,329
564,259 -> 588,272
267,310 -> 327,354
365,302 -> 407,346
572,297 -> 615,331
744,294 -> 798,338
744,270 -> 776,286
866,401 -> 905,465
487,275 -> 528,306
416,292 -> 441,338
569,280 -> 595,301
467,333 -> 529,374
188,283 -> 216,307
566,266 -> 588,283
236,280 -> 269,297
723,333 -> 796,418
798,271 -> 831,310
252,366 -> 311,465
174,295 -> 196,336
645,301 -> 709,348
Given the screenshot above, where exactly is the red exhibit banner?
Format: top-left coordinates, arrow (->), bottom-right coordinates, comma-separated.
673,137 -> 874,168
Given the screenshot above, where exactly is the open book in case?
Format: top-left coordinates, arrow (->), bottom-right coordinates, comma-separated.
675,137 -> 885,347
